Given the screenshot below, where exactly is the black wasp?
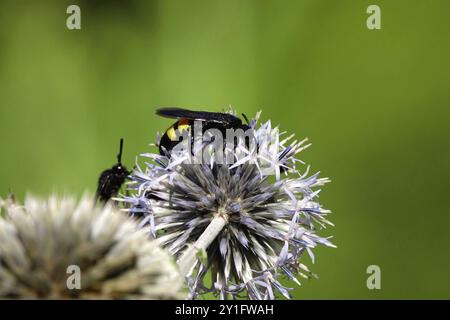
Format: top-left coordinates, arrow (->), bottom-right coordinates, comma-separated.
96,138 -> 130,204
156,107 -> 251,155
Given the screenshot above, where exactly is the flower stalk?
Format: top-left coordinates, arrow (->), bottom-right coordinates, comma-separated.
177,214 -> 227,277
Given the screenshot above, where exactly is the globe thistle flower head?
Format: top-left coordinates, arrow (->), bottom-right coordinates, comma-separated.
0,194 -> 183,299
120,109 -> 335,299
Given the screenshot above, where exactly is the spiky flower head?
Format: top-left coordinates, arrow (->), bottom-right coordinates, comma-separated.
120,110 -> 335,299
0,194 -> 183,299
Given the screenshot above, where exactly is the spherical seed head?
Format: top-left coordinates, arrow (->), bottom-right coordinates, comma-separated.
0,194 -> 183,299
120,110 -> 335,299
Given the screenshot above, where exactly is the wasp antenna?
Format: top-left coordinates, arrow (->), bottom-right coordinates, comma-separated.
117,138 -> 124,164
242,113 -> 249,125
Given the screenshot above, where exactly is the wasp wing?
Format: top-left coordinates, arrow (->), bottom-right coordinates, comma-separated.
156,107 -> 240,124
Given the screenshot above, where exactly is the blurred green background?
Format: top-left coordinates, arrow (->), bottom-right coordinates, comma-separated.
1,0 -> 449,299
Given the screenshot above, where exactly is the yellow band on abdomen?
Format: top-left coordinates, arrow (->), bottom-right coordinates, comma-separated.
167,122 -> 191,141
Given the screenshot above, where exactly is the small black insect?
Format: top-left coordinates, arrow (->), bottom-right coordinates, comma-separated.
96,138 -> 130,204
156,107 -> 251,155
